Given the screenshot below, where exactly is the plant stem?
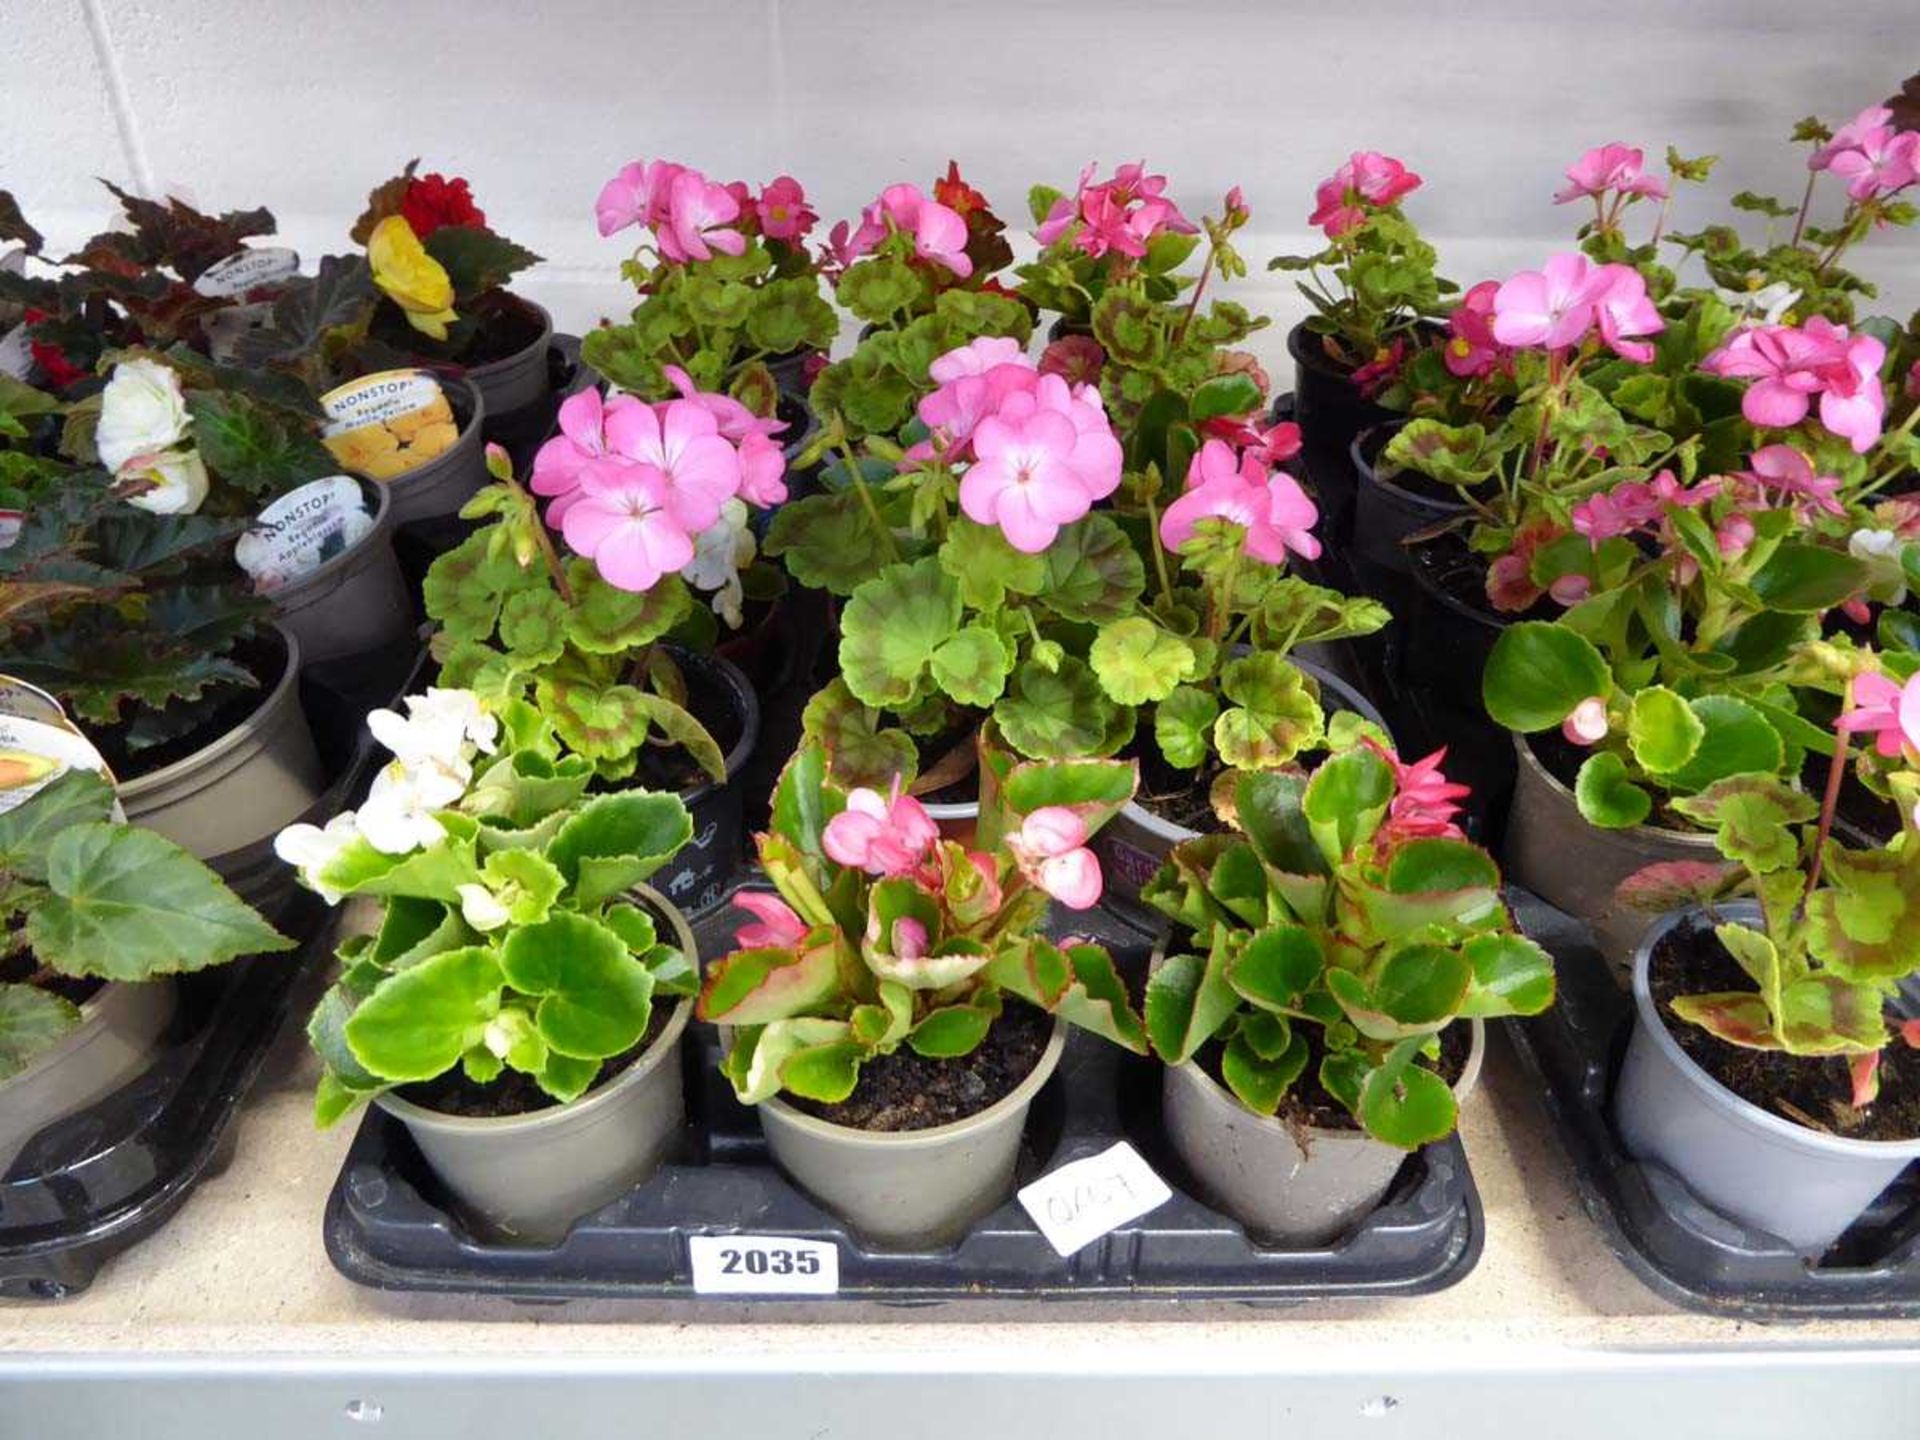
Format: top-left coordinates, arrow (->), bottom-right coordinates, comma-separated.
509,476 -> 575,605
1144,491 -> 1177,607
1172,241 -> 1218,349
1789,170 -> 1818,249
837,428 -> 899,564
1805,679 -> 1853,904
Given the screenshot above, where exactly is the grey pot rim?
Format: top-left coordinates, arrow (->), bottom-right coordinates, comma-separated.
461,295 -> 553,385
1123,652 -> 1385,842
1630,901 -> 1920,1161
756,1015 -> 1066,1150
777,387 -> 820,464
117,621 -> 303,802
374,883 -> 695,1138
265,472 -> 395,604
1511,731 -> 1718,855
1349,421 -> 1473,519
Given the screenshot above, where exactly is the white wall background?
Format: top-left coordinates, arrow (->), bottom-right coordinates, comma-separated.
7,0 -> 1918,374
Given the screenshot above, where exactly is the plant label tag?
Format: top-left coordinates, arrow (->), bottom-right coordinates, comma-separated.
193,246 -> 299,298
236,475 -> 374,592
320,369 -> 459,480
688,1235 -> 839,1295
0,324 -> 32,381
1017,1141 -> 1172,1258
0,688 -> 120,819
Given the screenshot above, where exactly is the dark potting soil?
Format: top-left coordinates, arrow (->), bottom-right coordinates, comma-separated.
789,1000 -> 1052,1132
1196,1018 -> 1472,1134
93,631 -> 279,782
397,1003 -> 675,1120
906,721 -> 981,808
1649,914 -> 1920,1142
377,289 -> 545,370
0,946 -> 103,1009
630,658 -> 746,795
1406,529 -> 1556,625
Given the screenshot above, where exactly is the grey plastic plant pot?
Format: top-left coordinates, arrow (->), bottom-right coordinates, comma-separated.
464,296 -> 554,418
1162,1018 -> 1485,1247
118,624 -> 325,863
643,648 -> 761,920
267,476 -> 412,664
0,979 -> 177,1174
753,1016 -> 1068,1250
1613,903 -> 1920,1255
373,886 -> 696,1245
1502,735 -> 1718,981
1094,654 -> 1388,909
382,377 -> 489,525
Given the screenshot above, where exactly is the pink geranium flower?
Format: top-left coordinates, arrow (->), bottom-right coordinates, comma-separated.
756,175 -> 816,241
1445,280 -> 1505,378
1810,106 -> 1920,201
596,159 -> 684,236
561,463 -> 698,593
1160,439 -> 1321,564
961,406 -> 1109,553
661,365 -> 787,443
734,891 -> 809,949
1309,152 -> 1422,238
930,336 -> 1026,384
531,387 -> 614,519
1742,444 -> 1845,521
1036,161 -> 1196,259
849,184 -> 972,277
660,170 -> 747,263
1553,143 -> 1668,204
822,784 -> 940,878
1590,265 -> 1665,362
1491,252 -> 1607,349
1835,671 -> 1920,761
736,433 -> 788,507
603,396 -> 741,533
1701,318 -> 1886,452
1009,807 -> 1104,910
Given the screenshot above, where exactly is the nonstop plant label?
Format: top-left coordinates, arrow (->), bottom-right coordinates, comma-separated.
0,677 -> 120,819
235,475 -> 376,591
320,368 -> 460,481
193,245 -> 300,298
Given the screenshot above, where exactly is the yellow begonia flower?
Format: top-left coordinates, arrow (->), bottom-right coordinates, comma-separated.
368,215 -> 457,341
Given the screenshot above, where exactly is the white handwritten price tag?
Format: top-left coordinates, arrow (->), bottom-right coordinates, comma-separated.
1017,1141 -> 1172,1258
689,1235 -> 839,1295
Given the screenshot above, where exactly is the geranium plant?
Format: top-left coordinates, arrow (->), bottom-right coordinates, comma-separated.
695,739 -> 1146,1105
426,375 -> 790,782
1269,151 -> 1454,403
1141,744 -> 1554,1143
0,768 -> 291,1079
583,159 -> 836,409
808,165 -> 1031,440
1618,667 -> 1920,1108
277,687 -> 696,1122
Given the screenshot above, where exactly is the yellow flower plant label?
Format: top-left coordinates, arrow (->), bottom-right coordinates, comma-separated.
320,369 -> 460,481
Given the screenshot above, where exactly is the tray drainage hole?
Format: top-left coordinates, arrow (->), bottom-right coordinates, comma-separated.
350,1174 -> 391,1208
1360,1396 -> 1399,1419
345,1399 -> 384,1424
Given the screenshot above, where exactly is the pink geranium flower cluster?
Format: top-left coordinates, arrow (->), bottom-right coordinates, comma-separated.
1159,438 -> 1321,565
1553,143 -> 1669,206
596,159 -> 817,258
1035,161 -> 1197,260
1490,252 -> 1664,362
530,368 -> 788,593
827,182 -> 972,277
1809,106 -> 1920,203
1699,317 -> 1887,453
912,337 -> 1123,554
1309,152 -> 1422,239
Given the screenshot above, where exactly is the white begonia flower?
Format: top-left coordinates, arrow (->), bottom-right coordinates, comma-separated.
354,757 -> 466,855
121,448 -> 210,516
1849,528 -> 1912,606
367,688 -> 498,773
272,812 -> 360,904
96,357 -> 192,475
1713,281 -> 1800,327
455,882 -> 512,932
682,499 -> 756,629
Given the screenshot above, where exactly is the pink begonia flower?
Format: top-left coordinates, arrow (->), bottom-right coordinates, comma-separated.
962,406 -> 1111,553
596,159 -> 684,237
756,175 -> 816,241
1563,697 -> 1609,746
1308,152 -> 1422,238
930,336 -> 1026,385
1743,444 -> 1845,521
1351,337 -> 1409,397
1009,807 -> 1104,911
1810,106 -> 1920,201
531,387 -> 614,516
1491,252 -> 1607,349
1553,143 -> 1669,204
1369,743 -> 1471,843
1160,439 -> 1322,564
1835,671 -> 1920,761
821,784 -> 940,878
1591,265 -> 1664,362
1701,319 -> 1886,452
561,463 -> 697,593
659,170 -> 747,263
1549,574 -> 1592,605
734,891 -> 809,949
1445,280 -> 1504,378
603,396 -> 741,533
1716,513 -> 1756,557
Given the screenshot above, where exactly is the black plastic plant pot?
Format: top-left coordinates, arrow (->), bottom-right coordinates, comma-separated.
323,892 -> 1484,1304
1505,891 -> 1920,1320
0,647 -> 424,1298
648,647 -> 761,920
1287,323 -> 1396,548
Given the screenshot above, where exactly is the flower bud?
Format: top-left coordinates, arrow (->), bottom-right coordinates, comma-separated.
1562,696 -> 1609,746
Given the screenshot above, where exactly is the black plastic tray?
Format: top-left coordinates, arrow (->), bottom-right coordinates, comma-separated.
0,645 -> 420,1298
324,889 -> 1483,1305
1507,891 -> 1920,1320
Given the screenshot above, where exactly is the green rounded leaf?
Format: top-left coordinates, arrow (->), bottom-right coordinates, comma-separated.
563,563 -> 692,654
500,912 -> 656,1059
1090,618 -> 1197,705
1748,543 -> 1869,614
993,656 -> 1129,760
1221,1028 -> 1309,1115
1483,621 -> 1610,732
547,791 -> 695,906
1458,933 -> 1557,1018
1661,696 -> 1784,792
1227,924 -> 1324,1011
929,625 -> 1013,709
839,558 -> 962,708
1037,515 -> 1145,623
1627,685 -> 1704,775
344,946 -> 504,1083
907,1003 -> 996,1059
1153,684 -> 1219,770
1358,1042 -> 1458,1149
1573,750 -> 1654,829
